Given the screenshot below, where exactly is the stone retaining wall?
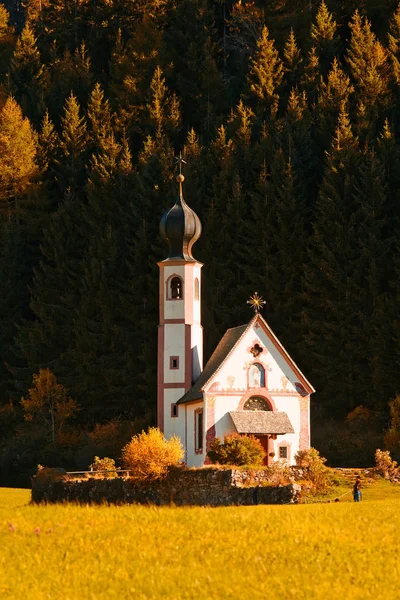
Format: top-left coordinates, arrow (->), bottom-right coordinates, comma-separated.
31,468 -> 302,506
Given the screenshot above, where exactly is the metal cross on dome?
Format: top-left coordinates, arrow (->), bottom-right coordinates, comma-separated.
175,152 -> 187,175
247,292 -> 266,313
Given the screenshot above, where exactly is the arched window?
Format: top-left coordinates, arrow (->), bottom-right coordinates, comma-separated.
243,396 -> 272,412
194,278 -> 199,300
170,276 -> 183,299
248,363 -> 265,388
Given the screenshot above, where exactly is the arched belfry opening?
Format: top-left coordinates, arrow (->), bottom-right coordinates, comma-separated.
170,276 -> 183,299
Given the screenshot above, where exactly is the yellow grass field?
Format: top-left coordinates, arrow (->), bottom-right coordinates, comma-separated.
1,483 -> 400,600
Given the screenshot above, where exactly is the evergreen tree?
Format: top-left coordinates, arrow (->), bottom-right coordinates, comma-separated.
350,150 -> 391,409
48,42 -> 93,113
283,29 -> 303,93
14,189 -> 87,392
303,107 -> 361,416
56,92 -> 88,196
9,23 -> 46,124
87,82 -> 113,149
245,25 -> 283,118
388,3 -> 400,85
282,88 -> 320,216
317,58 -> 354,148
301,46 -> 321,106
227,99 -> 255,185
0,96 -> 39,223
0,4 -> 14,76
146,66 -> 181,143
36,111 -> 61,209
0,222 -> 27,402
377,119 -> 400,227
248,151 -> 306,349
347,11 -> 391,135
163,0 -> 225,137
310,0 -> 340,73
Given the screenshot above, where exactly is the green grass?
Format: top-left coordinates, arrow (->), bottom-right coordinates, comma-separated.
1,484 -> 400,599
305,476 -> 400,503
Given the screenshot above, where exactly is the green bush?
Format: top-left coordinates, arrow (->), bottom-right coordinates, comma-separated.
295,448 -> 333,494
207,433 -> 265,466
89,456 -> 119,478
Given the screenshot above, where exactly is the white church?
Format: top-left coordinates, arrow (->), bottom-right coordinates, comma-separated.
157,172 -> 314,467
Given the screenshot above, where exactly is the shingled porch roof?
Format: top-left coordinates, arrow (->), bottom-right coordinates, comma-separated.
230,411 -> 294,435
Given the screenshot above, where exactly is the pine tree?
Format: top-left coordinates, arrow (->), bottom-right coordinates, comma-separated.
0,4 -> 14,76
48,42 -> 93,114
57,92 -> 88,196
37,111 -> 60,174
248,151 -> 306,350
283,29 -> 303,93
163,0 -> 225,137
146,66 -> 181,143
377,119 -> 400,227
317,58 -> 354,148
301,46 -> 321,106
14,189 -> 87,393
388,3 -> 400,86
283,88 -> 320,216
109,19 -> 162,138
227,99 -> 255,185
303,106 -> 361,416
350,150 -> 392,410
0,97 -> 39,223
182,128 -> 207,215
310,0 -> 340,73
0,221 -> 27,402
9,23 -> 46,124
87,82 -> 113,149
347,11 -> 391,133
245,25 -> 283,118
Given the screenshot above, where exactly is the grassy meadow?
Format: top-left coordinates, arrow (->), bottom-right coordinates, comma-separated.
1,482 -> 400,600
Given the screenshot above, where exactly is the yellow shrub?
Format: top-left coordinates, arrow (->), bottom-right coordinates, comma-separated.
121,427 -> 184,480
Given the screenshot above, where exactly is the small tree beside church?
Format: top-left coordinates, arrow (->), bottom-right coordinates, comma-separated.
121,427 -> 184,480
21,368 -> 79,444
207,433 -> 265,466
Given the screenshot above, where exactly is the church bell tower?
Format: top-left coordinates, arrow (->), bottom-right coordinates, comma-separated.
157,171 -> 203,438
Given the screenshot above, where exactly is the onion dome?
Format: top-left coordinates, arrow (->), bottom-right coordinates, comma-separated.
160,174 -> 202,261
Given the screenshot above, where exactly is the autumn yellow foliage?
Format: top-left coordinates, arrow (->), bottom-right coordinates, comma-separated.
121,427 -> 184,480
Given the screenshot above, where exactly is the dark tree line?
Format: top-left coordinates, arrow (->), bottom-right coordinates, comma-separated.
1,0 -> 400,479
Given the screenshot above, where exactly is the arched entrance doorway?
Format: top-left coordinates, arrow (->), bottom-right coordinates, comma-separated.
243,396 -> 273,466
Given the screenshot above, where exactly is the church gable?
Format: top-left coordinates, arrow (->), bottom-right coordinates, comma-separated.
203,315 -> 313,397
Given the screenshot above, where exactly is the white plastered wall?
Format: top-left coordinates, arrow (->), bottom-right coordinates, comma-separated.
203,322 -> 310,465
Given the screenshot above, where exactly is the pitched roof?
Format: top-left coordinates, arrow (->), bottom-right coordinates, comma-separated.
176,323 -> 248,404
176,313 -> 315,405
230,410 -> 294,435
255,314 -> 315,394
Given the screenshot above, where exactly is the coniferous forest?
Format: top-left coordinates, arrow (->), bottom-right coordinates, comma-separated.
1,0 -> 400,482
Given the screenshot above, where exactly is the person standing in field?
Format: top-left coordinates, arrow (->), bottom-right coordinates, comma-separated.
353,476 -> 362,502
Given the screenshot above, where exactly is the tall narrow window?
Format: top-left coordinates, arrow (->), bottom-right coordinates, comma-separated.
194,278 -> 199,300
171,277 -> 183,299
195,409 -> 203,453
